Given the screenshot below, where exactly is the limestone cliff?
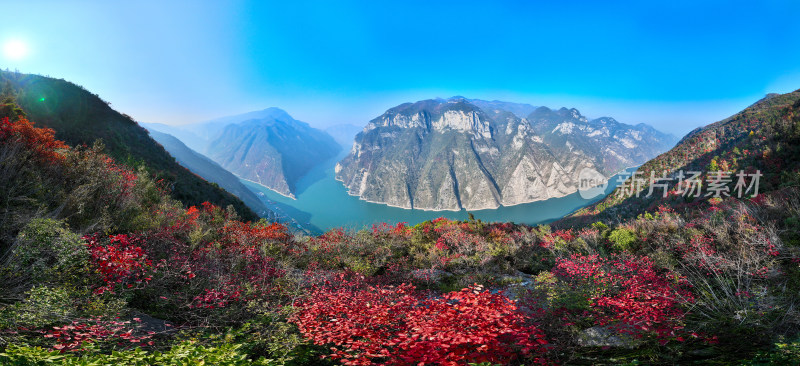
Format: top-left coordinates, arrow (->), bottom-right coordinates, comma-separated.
335,98 -> 676,210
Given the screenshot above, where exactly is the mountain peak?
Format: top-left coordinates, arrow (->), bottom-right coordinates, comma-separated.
256,107 -> 293,121
528,106 -> 555,120
369,98 -> 489,137
556,107 -> 584,120
238,108 -> 311,130
202,107 -> 295,128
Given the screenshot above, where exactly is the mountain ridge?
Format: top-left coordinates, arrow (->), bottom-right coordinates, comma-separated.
336,97 -> 676,211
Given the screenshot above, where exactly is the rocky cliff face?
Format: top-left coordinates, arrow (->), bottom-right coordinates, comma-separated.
335,98 -> 676,210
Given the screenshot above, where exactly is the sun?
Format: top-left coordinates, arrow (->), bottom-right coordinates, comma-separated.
3,40 -> 29,60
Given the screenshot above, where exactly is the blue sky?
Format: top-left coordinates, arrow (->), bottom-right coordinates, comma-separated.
1,0 -> 799,135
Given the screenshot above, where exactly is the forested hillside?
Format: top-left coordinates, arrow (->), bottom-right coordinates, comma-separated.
0,71 -> 259,221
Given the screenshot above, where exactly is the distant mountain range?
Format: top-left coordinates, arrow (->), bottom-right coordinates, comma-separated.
146,108 -> 341,198
336,97 -> 676,210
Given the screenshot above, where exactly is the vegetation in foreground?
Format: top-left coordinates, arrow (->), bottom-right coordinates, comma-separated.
1,93 -> 800,365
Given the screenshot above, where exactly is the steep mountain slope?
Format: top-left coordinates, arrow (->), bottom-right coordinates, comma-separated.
146,129 -> 275,219
204,109 -> 341,197
0,71 -> 259,221
336,97 -> 675,210
562,89 -> 800,226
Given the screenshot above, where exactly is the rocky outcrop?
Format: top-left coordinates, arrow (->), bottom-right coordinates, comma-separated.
577,326 -> 641,348
336,97 -> 676,211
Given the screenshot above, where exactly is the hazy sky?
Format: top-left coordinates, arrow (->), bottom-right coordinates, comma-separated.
1,0 -> 799,135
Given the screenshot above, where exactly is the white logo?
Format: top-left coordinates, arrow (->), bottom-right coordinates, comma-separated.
578,167 -> 608,199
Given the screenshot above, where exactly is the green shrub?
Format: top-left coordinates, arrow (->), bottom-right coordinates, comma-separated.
0,341 -> 278,365
82,295 -> 128,318
1,286 -> 76,328
216,320 -> 319,366
608,228 -> 638,252
743,338 -> 800,365
592,221 -> 609,234
0,218 -> 89,295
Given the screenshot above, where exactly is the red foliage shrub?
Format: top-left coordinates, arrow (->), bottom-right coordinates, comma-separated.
186,235 -> 284,309
85,234 -> 153,295
371,222 -> 413,239
100,156 -> 138,200
143,204 -> 288,312
554,254 -> 694,343
540,229 -> 576,249
0,116 -> 68,163
222,220 -> 290,244
41,317 -> 154,351
292,280 -> 548,365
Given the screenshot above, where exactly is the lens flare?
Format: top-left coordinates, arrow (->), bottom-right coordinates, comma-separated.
3,40 -> 29,60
